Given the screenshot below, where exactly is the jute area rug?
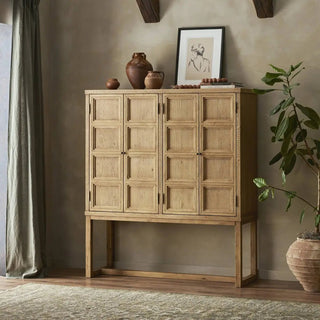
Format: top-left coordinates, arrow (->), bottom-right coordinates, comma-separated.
0,283 -> 319,320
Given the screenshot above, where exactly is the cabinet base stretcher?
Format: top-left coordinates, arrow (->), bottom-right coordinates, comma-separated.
85,216 -> 258,288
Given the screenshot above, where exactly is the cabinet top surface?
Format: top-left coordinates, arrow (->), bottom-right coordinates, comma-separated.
85,88 -> 254,95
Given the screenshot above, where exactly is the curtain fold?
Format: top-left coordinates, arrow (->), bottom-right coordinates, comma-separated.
6,0 -> 46,278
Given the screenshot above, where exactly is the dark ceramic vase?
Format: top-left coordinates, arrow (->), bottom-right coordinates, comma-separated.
106,78 -> 120,89
126,52 -> 153,89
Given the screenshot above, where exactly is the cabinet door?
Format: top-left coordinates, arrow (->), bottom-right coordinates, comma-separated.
163,94 -> 199,214
90,95 -> 123,211
199,94 -> 236,216
124,94 -> 159,213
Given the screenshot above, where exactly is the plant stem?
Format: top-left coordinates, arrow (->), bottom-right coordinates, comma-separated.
267,184 -> 317,211
290,137 -> 318,175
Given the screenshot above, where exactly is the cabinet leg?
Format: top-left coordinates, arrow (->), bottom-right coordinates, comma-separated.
235,222 -> 242,288
251,220 -> 258,277
86,216 -> 93,278
106,221 -> 114,268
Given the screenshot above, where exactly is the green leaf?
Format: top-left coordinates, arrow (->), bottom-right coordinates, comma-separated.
253,88 -> 276,95
281,137 -> 291,155
277,111 -> 285,127
299,210 -> 305,224
282,151 -> 297,175
270,126 -> 277,134
258,189 -> 270,202
262,73 -> 284,86
270,100 -> 285,115
285,191 -> 296,212
304,120 -> 319,129
282,84 -> 290,95
271,188 -> 275,199
281,97 -> 295,110
276,117 -> 289,140
285,115 -> 298,136
281,170 -> 286,185
296,103 -> 320,125
315,214 -> 320,227
296,129 -> 307,142
292,61 -> 303,71
253,178 -> 267,188
269,64 -> 286,75
269,152 -> 282,165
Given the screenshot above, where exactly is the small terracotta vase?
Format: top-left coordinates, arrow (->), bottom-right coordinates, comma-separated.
106,78 -> 120,90
144,71 -> 165,89
286,238 -> 320,292
126,52 -> 153,89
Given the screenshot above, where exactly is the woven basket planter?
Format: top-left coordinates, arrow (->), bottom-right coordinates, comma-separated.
286,238 -> 320,292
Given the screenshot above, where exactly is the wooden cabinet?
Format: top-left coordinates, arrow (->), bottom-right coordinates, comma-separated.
85,88 -> 257,287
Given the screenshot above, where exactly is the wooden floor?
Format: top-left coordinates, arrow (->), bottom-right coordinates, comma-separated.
0,269 -> 319,304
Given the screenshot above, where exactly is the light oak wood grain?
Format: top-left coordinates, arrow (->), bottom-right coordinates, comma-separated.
85,89 -> 257,287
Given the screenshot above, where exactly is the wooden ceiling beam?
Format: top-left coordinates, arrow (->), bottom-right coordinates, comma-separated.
136,0 -> 160,23
252,0 -> 274,18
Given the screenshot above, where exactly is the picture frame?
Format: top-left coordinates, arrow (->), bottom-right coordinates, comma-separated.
175,27 -> 225,85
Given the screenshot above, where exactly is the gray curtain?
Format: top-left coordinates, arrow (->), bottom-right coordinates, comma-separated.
6,0 -> 46,278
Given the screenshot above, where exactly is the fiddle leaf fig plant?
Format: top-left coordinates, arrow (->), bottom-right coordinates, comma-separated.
253,62 -> 320,238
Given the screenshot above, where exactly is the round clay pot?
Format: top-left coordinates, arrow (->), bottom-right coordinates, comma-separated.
126,52 -> 153,89
286,238 -> 320,292
106,78 -> 120,89
144,71 -> 165,89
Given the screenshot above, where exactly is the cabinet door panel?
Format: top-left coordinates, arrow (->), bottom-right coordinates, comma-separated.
164,94 -> 197,123
200,94 -> 236,217
90,95 -> 123,212
126,155 -> 157,181
202,156 -> 234,183
92,183 -> 122,211
93,96 -> 122,122
93,155 -> 121,180
202,126 -> 233,153
124,94 -> 159,214
166,156 -> 197,182
165,186 -> 197,214
202,95 -> 234,122
93,127 -> 121,152
125,95 -> 157,123
163,94 -> 199,215
165,126 -> 197,153
125,184 -> 157,212
126,126 -> 156,152
201,186 -> 234,215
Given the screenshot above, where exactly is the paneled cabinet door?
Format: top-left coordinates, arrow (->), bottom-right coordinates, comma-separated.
199,94 -> 236,216
124,94 -> 159,213
90,95 -> 124,212
163,94 -> 199,214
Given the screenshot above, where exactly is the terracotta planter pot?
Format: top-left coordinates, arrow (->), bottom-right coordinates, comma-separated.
286,238 -> 320,292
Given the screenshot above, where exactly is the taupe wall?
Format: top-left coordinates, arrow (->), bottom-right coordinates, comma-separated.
39,0 -> 320,280
0,0 -> 12,25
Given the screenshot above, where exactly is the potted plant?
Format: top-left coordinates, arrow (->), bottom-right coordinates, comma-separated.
253,62 -> 320,292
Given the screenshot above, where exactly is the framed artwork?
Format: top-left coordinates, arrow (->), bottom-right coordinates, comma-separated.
175,27 -> 225,85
